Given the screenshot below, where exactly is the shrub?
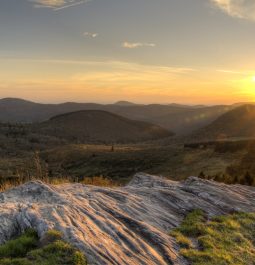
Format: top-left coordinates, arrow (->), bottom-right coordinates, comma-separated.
0,229 -> 38,258
40,230 -> 63,246
0,229 -> 87,265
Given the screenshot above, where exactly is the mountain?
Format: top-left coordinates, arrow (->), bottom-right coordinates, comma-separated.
1,173 -> 255,265
0,98 -> 104,123
232,102 -> 255,107
167,103 -> 206,108
32,110 -> 173,143
0,98 -> 235,134
0,98 -> 51,123
113,101 -> 139,106
193,104 -> 255,140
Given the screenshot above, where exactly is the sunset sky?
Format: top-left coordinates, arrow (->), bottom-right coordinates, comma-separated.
0,0 -> 255,104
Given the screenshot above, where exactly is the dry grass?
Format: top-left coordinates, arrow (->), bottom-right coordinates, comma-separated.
80,176 -> 117,187
0,175 -> 118,192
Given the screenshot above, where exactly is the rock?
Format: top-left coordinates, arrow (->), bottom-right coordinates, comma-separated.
0,173 -> 255,265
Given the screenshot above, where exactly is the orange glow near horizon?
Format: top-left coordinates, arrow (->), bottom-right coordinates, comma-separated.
0,58 -> 255,105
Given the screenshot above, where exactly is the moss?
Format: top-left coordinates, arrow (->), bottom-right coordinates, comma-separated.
171,210 -> 255,265
0,230 -> 87,265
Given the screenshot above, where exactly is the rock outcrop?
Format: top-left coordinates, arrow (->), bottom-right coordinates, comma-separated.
0,173 -> 255,265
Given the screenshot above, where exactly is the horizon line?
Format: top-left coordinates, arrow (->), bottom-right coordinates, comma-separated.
0,97 -> 254,107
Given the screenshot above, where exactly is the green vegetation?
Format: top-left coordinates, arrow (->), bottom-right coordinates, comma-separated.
171,210 -> 255,265
0,142 -> 242,191
0,112 -> 253,189
0,229 -> 87,265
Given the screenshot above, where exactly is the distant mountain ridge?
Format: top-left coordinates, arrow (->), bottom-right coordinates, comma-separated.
0,98 -> 252,135
114,101 -> 140,106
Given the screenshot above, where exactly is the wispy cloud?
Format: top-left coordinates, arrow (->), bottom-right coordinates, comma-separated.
122,42 -> 156,49
217,69 -> 245,74
211,0 -> 255,21
29,0 -> 90,10
83,32 -> 98,38
217,69 -> 255,79
3,58 -> 195,74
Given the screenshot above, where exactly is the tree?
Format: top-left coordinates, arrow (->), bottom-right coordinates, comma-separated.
198,171 -> 205,179
244,171 -> 253,186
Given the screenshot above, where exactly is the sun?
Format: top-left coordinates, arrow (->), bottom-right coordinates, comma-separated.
252,76 -> 255,82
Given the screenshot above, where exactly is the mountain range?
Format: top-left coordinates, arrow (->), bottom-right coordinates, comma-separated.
0,98 -> 242,135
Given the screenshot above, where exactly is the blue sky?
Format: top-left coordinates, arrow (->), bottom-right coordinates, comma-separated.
0,0 -> 255,104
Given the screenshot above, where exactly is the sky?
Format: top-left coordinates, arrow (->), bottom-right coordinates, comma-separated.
0,0 -> 255,104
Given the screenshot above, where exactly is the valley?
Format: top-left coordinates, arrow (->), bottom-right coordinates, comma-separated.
0,99 -> 253,189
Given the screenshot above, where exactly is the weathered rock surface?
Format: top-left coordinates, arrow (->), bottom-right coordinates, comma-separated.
0,173 -> 255,265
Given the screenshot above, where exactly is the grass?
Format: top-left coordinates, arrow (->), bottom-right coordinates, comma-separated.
0,138 -> 248,191
0,131 -> 244,186
80,176 -> 117,187
0,175 -> 119,192
170,210 -> 255,265
0,229 -> 87,265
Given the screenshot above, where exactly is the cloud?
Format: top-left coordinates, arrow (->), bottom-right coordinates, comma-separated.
122,42 -> 156,49
211,0 -> 255,21
217,69 -> 245,74
217,69 -> 255,77
7,58 -> 195,74
29,0 -> 90,10
83,32 -> 98,38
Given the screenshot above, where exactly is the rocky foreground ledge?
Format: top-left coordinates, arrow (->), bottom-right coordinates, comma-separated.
0,173 -> 255,265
